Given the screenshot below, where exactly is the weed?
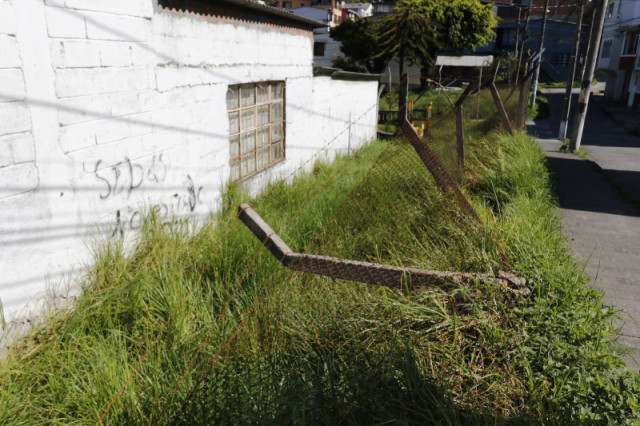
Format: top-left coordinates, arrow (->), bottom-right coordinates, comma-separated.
558,137 -> 590,159
527,93 -> 550,120
0,88 -> 637,424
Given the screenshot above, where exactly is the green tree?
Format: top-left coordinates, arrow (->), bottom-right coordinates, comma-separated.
425,0 -> 496,54
329,0 -> 496,77
329,18 -> 386,73
375,0 -> 435,77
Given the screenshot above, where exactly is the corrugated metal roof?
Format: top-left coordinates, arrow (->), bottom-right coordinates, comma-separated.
164,0 -> 326,28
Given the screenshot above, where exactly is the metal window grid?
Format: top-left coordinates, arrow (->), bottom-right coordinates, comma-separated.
228,82 -> 285,181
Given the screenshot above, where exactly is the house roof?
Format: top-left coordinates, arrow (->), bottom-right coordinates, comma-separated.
436,55 -> 494,67
159,0 -> 325,29
287,6 -> 332,25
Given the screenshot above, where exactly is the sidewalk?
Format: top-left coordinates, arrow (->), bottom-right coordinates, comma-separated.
528,88 -> 640,372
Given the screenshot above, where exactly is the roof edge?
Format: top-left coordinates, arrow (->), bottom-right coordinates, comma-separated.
314,67 -> 382,81
217,0 -> 325,28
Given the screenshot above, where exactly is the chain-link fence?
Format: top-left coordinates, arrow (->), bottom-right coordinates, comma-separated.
94,71 -> 533,424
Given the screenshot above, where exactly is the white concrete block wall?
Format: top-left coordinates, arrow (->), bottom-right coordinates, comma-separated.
0,0 -> 378,334
0,3 -> 37,203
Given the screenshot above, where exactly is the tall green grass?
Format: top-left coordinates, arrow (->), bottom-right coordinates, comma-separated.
470,133 -> 640,423
0,91 -> 638,424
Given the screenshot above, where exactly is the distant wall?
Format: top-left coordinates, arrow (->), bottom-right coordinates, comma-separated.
0,0 -> 378,331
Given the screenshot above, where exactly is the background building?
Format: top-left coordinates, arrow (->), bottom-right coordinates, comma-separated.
477,0 -> 594,83
596,0 -> 640,107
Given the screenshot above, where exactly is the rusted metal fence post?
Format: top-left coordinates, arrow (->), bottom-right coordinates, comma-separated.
517,77 -> 532,130
476,66 -> 483,119
455,105 -> 465,167
490,83 -> 514,135
401,122 -> 481,223
398,73 -> 408,124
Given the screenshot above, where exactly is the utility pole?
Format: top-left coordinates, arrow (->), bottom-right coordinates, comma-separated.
558,1 -> 586,139
570,0 -> 607,151
580,5 -> 598,81
515,7 -> 522,59
531,0 -> 551,107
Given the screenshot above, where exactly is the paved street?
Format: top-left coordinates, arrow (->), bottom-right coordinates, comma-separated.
528,87 -> 640,372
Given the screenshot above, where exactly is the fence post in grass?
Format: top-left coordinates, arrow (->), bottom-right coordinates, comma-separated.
476,66 -> 483,119
490,83 -> 514,135
398,73 -> 409,124
455,105 -> 464,166
517,76 -> 532,130
401,122 -> 482,224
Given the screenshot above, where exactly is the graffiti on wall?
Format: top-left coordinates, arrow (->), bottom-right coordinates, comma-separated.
110,174 -> 204,238
86,154 -> 168,200
84,155 -> 204,238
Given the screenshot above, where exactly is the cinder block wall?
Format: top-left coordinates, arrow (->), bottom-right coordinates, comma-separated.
0,0 -> 378,331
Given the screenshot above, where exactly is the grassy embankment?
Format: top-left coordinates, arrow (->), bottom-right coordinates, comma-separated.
0,88 -> 638,424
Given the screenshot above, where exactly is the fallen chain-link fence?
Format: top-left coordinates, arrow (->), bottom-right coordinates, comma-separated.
93,72 -> 533,424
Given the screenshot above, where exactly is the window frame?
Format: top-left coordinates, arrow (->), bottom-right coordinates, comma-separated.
313,41 -> 326,56
227,81 -> 286,182
607,2 -> 615,19
601,38 -> 613,59
622,32 -> 639,57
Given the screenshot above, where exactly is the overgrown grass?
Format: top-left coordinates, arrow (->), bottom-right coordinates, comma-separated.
539,79 -> 597,89
470,133 -> 640,422
0,89 -> 638,424
558,137 -> 590,159
539,81 -> 582,89
527,93 -> 550,120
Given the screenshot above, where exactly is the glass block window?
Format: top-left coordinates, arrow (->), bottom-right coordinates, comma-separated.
227,81 -> 285,181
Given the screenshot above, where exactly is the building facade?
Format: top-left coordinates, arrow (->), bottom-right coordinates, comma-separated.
277,0 -> 342,25
477,0 -> 593,83
284,6 -> 343,67
597,0 -> 640,107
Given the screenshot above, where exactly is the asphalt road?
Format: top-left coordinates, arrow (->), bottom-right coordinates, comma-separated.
528,87 -> 640,372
